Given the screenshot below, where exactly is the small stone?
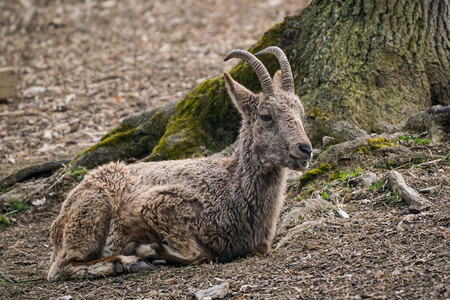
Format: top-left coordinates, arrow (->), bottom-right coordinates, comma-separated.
43,130 -> 53,140
194,282 -> 230,300
55,296 -> 73,300
23,86 -> 46,98
69,118 -> 80,132
65,93 -> 76,104
239,284 -> 257,292
32,197 -> 46,206
362,171 -> 378,187
374,270 -> 384,278
336,207 -> 350,218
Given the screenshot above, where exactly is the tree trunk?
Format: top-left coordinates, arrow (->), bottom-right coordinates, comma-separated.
73,0 -> 449,167
289,0 -> 449,142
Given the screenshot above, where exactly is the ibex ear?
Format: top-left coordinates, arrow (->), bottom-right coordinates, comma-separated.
224,72 -> 255,118
272,70 -> 282,90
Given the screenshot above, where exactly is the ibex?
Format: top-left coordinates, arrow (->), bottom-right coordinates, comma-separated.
47,46 -> 312,281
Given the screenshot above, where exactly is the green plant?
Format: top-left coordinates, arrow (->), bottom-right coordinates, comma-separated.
330,167 -> 363,182
399,134 -> 430,145
399,134 -> 412,141
414,138 -> 430,145
390,193 -> 401,204
0,214 -> 11,226
369,180 -> 384,191
10,199 -> 28,212
320,191 -> 330,200
69,166 -> 88,182
0,185 -> 11,194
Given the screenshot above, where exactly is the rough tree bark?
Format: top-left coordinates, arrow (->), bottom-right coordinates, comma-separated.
291,0 -> 449,142
70,0 -> 450,168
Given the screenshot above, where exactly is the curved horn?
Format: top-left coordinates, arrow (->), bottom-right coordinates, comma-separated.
255,46 -> 294,93
224,49 -> 275,96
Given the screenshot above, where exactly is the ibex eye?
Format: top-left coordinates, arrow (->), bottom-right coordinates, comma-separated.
260,114 -> 272,122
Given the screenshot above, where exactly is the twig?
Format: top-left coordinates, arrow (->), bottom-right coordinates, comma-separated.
15,276 -> 45,283
395,154 -> 447,170
46,172 -> 68,192
415,157 -> 444,167
0,271 -> 44,283
0,271 -> 17,283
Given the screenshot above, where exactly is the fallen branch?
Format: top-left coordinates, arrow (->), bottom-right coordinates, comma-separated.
0,160 -> 69,188
386,170 -> 432,211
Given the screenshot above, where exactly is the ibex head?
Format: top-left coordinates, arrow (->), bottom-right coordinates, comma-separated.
224,46 -> 312,171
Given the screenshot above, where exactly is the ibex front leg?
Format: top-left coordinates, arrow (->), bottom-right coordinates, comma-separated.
134,185 -> 215,265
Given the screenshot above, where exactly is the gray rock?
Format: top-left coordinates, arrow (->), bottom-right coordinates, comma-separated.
374,123 -> 401,134
209,141 -> 237,159
194,282 -> 230,300
276,219 -> 325,249
331,121 -> 369,143
278,198 -> 335,233
404,105 -> 450,144
322,136 -> 335,148
0,179 -> 49,209
361,171 -> 378,187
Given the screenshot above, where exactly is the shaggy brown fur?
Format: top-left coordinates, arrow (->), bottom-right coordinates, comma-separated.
48,47 -> 312,281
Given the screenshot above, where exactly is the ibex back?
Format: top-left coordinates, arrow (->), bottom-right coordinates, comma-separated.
48,46 -> 312,281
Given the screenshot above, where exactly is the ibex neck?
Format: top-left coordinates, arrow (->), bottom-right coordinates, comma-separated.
226,133 -> 287,239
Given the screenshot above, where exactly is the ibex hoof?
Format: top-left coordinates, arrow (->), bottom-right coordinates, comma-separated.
130,259 -> 156,273
114,261 -> 124,274
152,259 -> 167,265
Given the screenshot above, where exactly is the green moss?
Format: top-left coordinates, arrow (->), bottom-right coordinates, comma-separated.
306,106 -> 332,121
150,77 -> 239,160
100,123 -> 137,141
368,137 -> 394,149
354,145 -> 370,154
9,199 -> 28,212
297,163 -> 333,187
81,126 -> 138,156
354,137 -> 395,154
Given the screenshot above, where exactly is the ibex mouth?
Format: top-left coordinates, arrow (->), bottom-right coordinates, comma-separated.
289,155 -> 309,171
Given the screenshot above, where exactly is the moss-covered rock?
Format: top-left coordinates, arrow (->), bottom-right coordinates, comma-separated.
297,163 -> 333,187
73,102 -> 175,169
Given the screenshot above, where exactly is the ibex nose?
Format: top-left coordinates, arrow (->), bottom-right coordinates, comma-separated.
296,142 -> 313,159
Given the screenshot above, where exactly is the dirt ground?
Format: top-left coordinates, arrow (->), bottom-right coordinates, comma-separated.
0,0 -> 308,179
0,0 -> 448,299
